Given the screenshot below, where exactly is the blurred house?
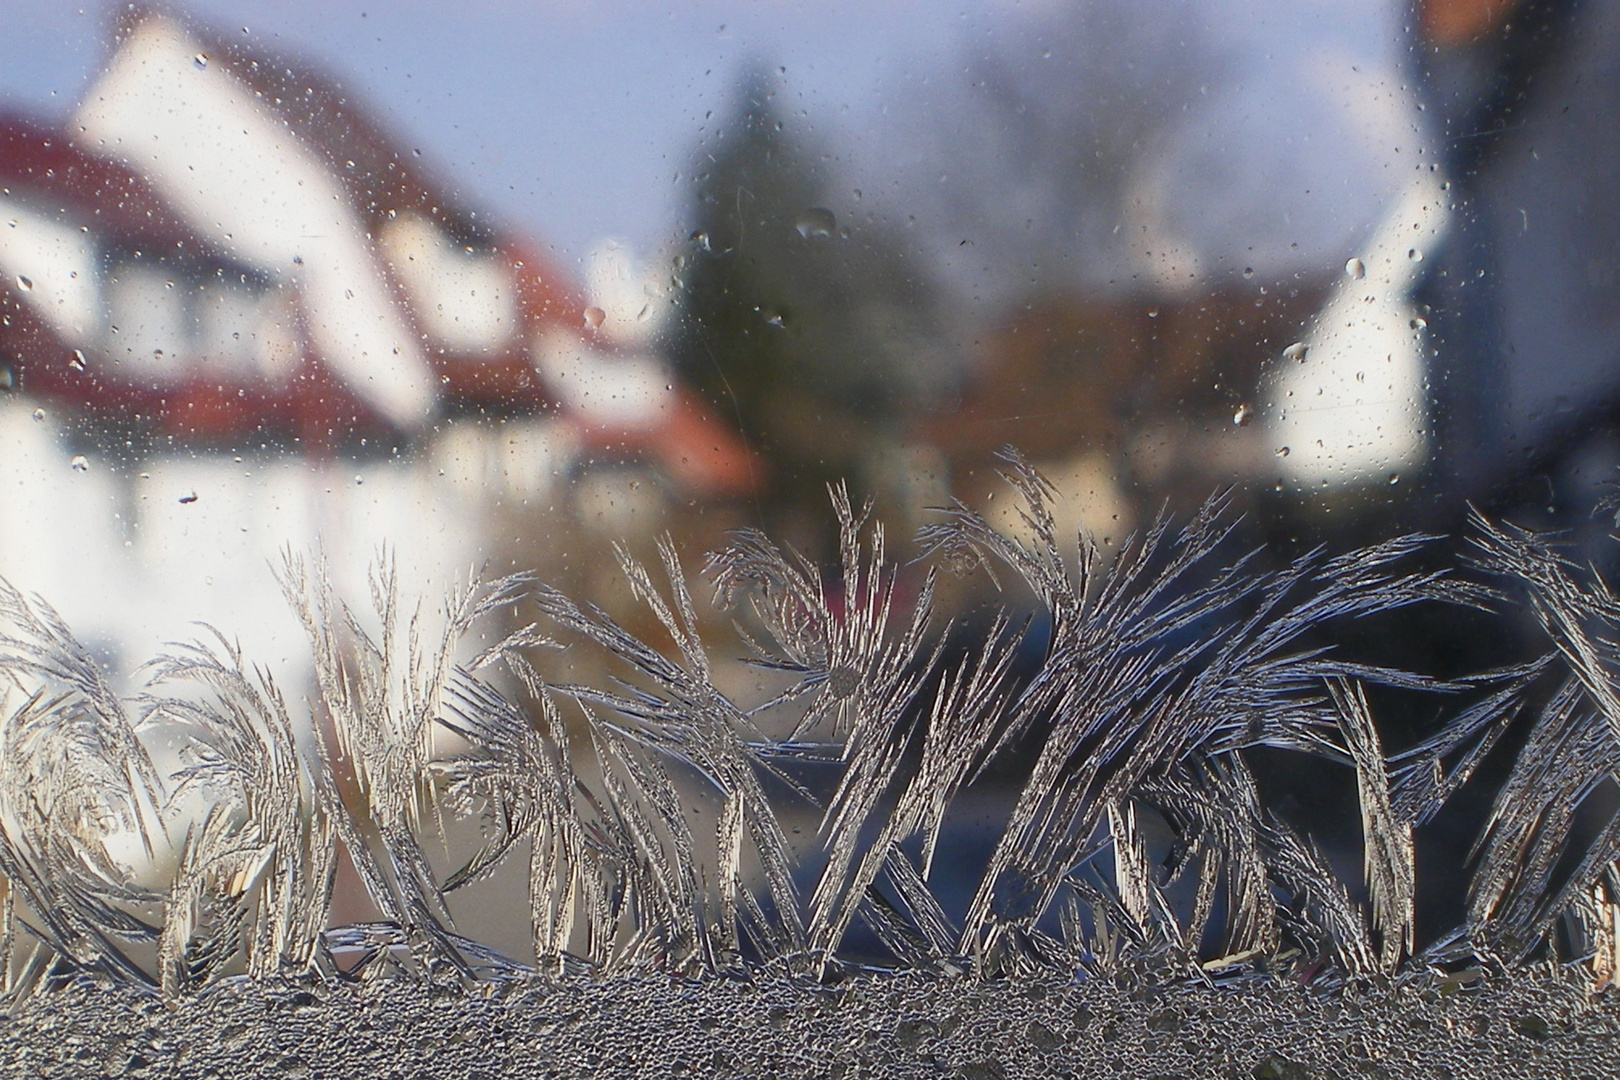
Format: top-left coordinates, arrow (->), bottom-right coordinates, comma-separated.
925,171 -> 1449,553
924,284 -> 1310,552
0,6 -> 753,679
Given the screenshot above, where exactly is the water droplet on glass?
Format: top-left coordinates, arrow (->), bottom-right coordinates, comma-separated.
15,275 -> 32,292
31,408 -> 44,422
583,306 -> 605,330
795,207 -> 836,239
689,230 -> 711,251
68,349 -> 86,372
1410,316 -> 1428,330
70,454 -> 88,472
1407,248 -> 1424,262
1242,267 -> 1255,279
765,313 -> 784,328
193,53 -> 209,70
1233,403 -> 1254,427
354,475 -> 364,486
1275,446 -> 1290,458
1345,257 -> 1365,280
178,490 -> 198,504
1146,307 -> 1160,319
1388,473 -> 1400,485
1282,342 -> 1308,363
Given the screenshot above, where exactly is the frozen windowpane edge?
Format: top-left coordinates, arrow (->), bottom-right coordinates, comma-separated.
5,968 -> 1620,1078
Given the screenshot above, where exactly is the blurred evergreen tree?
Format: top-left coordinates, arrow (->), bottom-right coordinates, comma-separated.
673,65 -> 949,553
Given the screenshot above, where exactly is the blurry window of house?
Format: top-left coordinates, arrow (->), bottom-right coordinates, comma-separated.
104,260 -> 188,381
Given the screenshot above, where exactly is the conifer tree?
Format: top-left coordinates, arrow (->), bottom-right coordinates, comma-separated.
673,65 -> 947,550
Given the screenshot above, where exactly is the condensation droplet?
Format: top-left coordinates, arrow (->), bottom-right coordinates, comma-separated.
1242,267 -> 1255,279
689,230 -> 711,251
70,454 -> 88,472
1282,342 -> 1308,363
1410,316 -> 1428,330
1388,473 -> 1400,485
583,306 -> 605,330
178,490 -> 198,504
31,408 -> 44,422
193,53 -> 209,70
68,349 -> 87,372
1345,257 -> 1365,280
15,275 -> 32,292
1233,403 -> 1254,427
1275,446 -> 1290,457
1407,248 -> 1424,262
795,207 -> 836,239
765,313 -> 784,328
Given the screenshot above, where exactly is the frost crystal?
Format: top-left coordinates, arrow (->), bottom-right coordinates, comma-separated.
0,451 -> 1616,1001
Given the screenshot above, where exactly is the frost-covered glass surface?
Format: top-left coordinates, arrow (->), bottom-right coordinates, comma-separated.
2,1 -> 1620,1069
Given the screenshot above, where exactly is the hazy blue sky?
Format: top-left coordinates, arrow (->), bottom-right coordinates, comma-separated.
0,1 -> 1003,268
1,0 -> 1425,310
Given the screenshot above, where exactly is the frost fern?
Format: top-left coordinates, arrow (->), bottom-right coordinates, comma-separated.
0,451 -> 1616,999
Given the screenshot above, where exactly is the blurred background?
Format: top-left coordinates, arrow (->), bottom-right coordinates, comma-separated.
4,0 -> 1611,671
0,0 -> 1616,954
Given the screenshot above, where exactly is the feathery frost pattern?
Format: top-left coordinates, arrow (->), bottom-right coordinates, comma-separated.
3,450 -> 1620,999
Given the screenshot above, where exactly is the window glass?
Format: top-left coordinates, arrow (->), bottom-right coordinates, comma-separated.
0,0 -> 1616,1022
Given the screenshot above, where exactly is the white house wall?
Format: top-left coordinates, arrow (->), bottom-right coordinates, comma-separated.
71,15 -> 437,430
0,398 -> 487,693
